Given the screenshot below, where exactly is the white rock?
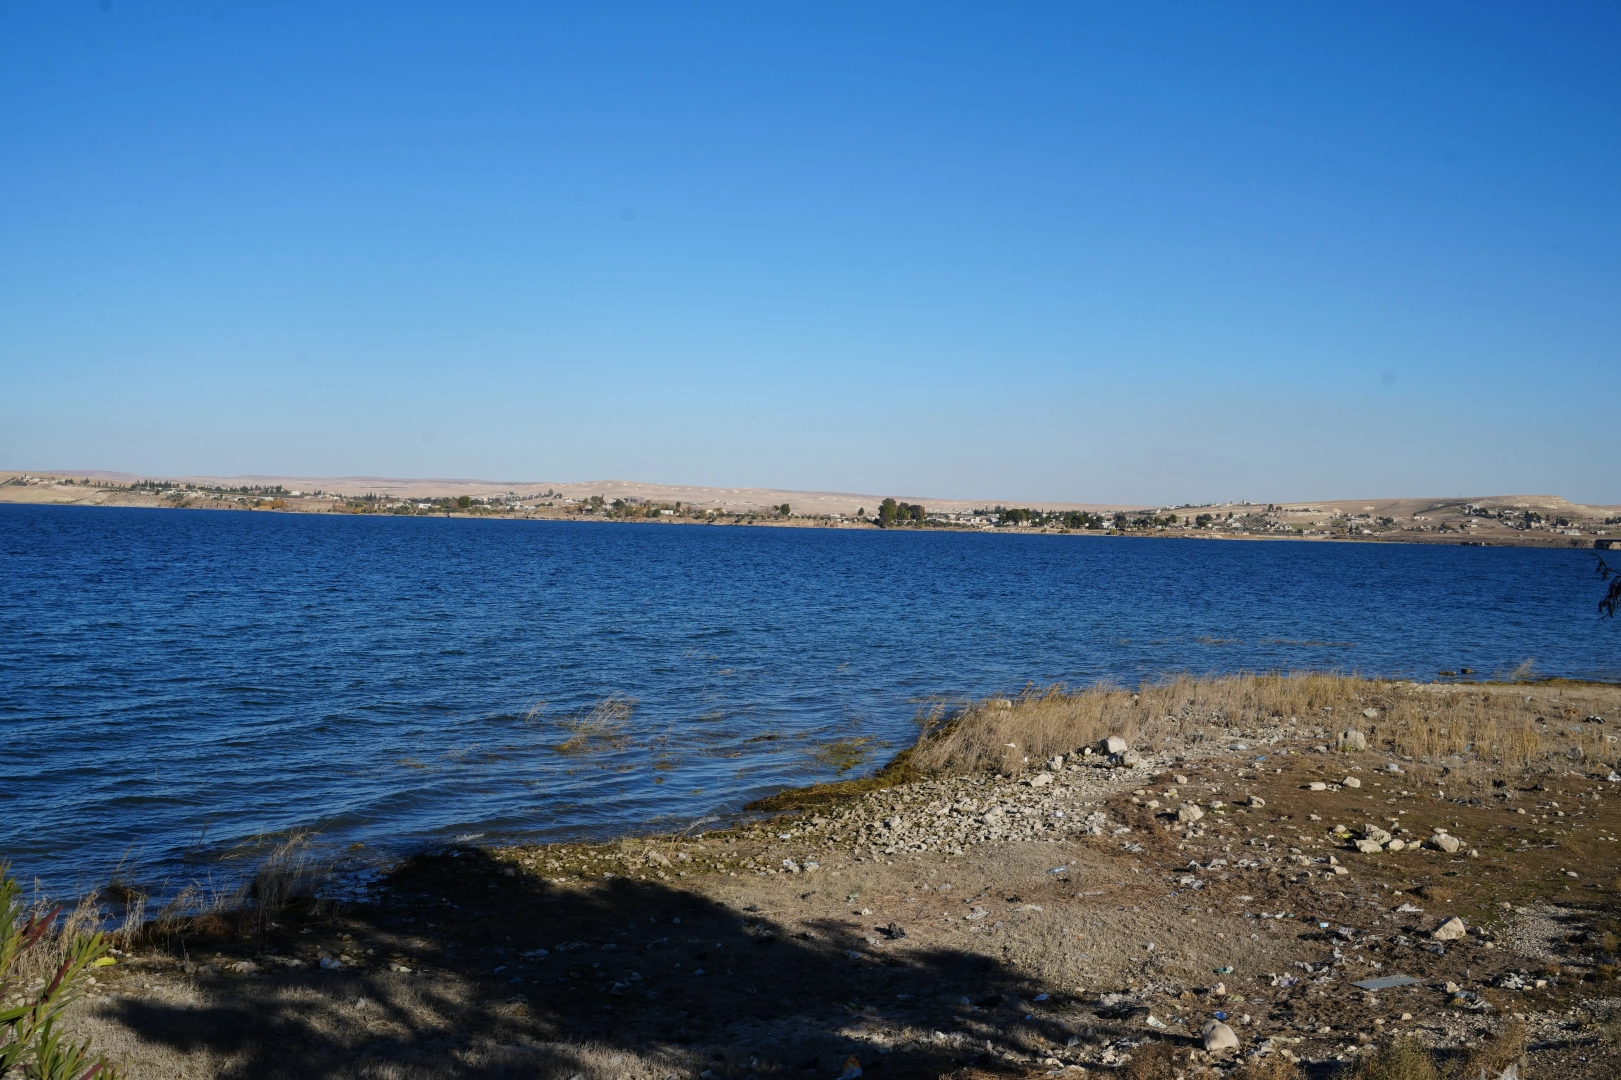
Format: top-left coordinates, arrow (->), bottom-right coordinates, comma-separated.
1029,772 -> 1053,788
1355,839 -> 1384,854
1308,782 -> 1327,791
1387,838 -> 1406,851
1173,774 -> 1188,784
1339,729 -> 1368,752
1048,755 -> 1064,771
1430,833 -> 1461,854
1431,916 -> 1467,941
1362,825 -> 1392,844
1101,736 -> 1129,756
1202,1020 -> 1240,1052
1248,795 -> 1265,808
1343,776 -> 1361,789
1177,803 -> 1205,823
1362,707 -> 1379,719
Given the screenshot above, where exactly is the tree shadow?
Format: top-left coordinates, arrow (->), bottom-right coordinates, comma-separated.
96,849 -> 1139,1079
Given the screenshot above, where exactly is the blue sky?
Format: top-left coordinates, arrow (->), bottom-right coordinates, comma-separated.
2,2 -> 1617,504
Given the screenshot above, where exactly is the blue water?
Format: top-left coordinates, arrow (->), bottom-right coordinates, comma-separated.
2,504 -> 1615,895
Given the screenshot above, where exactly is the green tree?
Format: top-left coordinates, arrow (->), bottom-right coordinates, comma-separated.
456,495 -> 471,509
878,498 -> 899,527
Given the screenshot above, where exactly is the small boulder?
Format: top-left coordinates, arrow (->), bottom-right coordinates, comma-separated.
1355,839 -> 1384,854
1177,803 -> 1205,823
1308,782 -> 1327,791
1362,825 -> 1392,844
1362,707 -> 1379,719
1430,832 -> 1461,854
1029,772 -> 1054,788
1387,838 -> 1406,852
1048,755 -> 1064,771
1101,736 -> 1129,756
1343,776 -> 1361,789
1339,729 -> 1368,752
1248,795 -> 1265,808
1202,1020 -> 1240,1052
1432,916 -> 1467,941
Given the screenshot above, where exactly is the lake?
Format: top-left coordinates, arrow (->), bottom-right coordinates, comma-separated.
2,504 -> 1613,896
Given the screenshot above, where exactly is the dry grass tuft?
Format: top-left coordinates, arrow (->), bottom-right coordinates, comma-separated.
1234,1054 -> 1303,1080
553,695 -> 634,755
1351,1037 -> 1440,1080
1119,1038 -> 1178,1080
1451,1018 -> 1526,1079
904,673 -> 1619,779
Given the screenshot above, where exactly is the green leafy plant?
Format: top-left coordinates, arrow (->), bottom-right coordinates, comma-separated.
0,863 -> 123,1080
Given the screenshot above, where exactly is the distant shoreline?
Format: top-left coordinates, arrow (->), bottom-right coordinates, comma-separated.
0,489 -> 1609,551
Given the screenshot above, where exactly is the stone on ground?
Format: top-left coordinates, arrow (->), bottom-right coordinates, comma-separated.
1432,916 -> 1467,941
1202,1020 -> 1240,1052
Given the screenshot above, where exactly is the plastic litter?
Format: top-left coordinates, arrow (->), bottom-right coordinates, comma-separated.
1352,975 -> 1421,991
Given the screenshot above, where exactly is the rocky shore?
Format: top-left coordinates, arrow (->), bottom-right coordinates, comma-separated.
65,703 -> 1621,1080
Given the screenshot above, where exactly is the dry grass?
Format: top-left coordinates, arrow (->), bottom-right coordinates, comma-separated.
142,833 -> 335,943
552,696 -> 634,755
1450,1019 -> 1526,1079
1233,1053 -> 1303,1080
905,673 -> 1619,779
1119,1039 -> 1178,1080
1350,1037 -> 1442,1080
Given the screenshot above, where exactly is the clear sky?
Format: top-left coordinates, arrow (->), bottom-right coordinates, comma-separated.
2,3 -> 1617,505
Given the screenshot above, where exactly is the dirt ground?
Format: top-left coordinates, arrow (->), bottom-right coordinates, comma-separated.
70,709 -> 1621,1080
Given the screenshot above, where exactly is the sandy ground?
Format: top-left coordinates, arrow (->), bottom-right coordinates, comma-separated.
67,703 -> 1621,1080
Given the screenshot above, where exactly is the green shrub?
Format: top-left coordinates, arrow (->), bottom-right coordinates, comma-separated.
0,862 -> 124,1079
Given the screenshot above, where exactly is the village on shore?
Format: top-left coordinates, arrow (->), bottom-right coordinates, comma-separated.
4,470 -> 1618,550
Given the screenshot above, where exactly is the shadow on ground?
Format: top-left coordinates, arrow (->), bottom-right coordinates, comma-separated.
95,849 -> 1126,1080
